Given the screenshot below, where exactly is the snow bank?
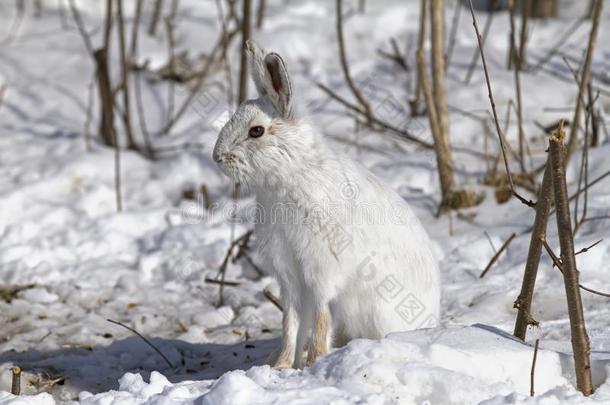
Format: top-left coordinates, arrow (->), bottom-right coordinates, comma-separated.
2,326 -> 607,405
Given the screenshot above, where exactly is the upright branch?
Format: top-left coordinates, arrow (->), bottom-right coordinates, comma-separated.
130,0 -> 143,58
567,0 -> 603,157
508,0 -> 527,173
513,147 -> 555,340
238,0 -> 252,104
467,0 -> 535,208
549,125 -> 593,396
411,0 -> 427,114
116,0 -> 137,149
417,50 -> 454,208
256,0 -> 266,29
336,0 -> 372,123
148,0 -> 164,36
518,0 -> 531,69
430,0 -> 449,141
465,0 -> 496,85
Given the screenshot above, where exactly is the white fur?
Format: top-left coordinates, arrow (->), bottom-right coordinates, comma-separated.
213,41 -> 440,368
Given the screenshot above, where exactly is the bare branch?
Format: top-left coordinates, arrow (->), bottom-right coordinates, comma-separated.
467,0 -> 535,208
480,232 -> 516,278
107,319 -> 174,368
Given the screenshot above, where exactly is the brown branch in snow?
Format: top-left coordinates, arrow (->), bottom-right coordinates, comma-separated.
541,239 -> 610,298
238,0 -> 252,104
164,16 -> 176,135
107,319 -> 174,368
316,83 -> 434,149
148,0 -> 163,36
532,17 -> 585,72
67,0 -> 95,57
116,0 -> 137,149
548,125 -> 593,396
11,366 -> 21,395
464,0 -> 496,85
530,339 -> 539,397
445,0 -> 462,69
215,230 -> 254,307
513,160 -> 553,340
566,0 -> 603,158
411,0 -> 427,114
417,48 -> 455,206
263,288 -> 283,311
256,0 -> 266,29
518,0 -> 530,70
205,277 -> 240,286
129,0 -> 143,60
480,232 -> 516,278
335,0 -> 371,123
467,0 -> 535,208
508,0 -> 527,174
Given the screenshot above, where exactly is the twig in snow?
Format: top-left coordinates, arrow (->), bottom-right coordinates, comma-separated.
566,0 -> 603,158
541,240 -> 610,299
107,319 -> 174,368
67,0 -> 95,57
530,339 -> 539,396
11,367 -> 21,395
263,288 -> 283,311
532,17 -> 585,72
467,0 -> 535,208
446,0 -> 462,69
480,232 -> 516,278
316,83 -> 433,149
215,229 -> 253,307
513,160 -> 553,340
464,0 -> 496,85
335,0 -> 371,123
205,277 -> 240,286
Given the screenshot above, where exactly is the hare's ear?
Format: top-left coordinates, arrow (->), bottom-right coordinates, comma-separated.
246,40 -> 268,97
264,53 -> 294,120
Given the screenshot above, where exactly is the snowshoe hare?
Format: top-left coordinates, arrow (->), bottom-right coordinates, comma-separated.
213,41 -> 440,368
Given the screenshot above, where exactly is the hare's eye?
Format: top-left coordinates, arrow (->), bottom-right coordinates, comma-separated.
248,126 -> 265,138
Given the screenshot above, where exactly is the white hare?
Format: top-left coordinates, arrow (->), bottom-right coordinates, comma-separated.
213,41 -> 440,368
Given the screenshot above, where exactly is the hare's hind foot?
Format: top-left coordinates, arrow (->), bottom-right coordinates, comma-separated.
268,347 -> 295,369
305,305 -> 331,366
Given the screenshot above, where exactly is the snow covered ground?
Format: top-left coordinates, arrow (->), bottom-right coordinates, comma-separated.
0,0 -> 610,404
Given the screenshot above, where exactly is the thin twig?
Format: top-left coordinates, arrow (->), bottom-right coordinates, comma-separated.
238,0 -> 252,103
467,0 -> 535,208
263,288 -> 283,311
532,17 -> 585,72
164,16 -> 176,135
205,277 -> 240,286
116,0 -> 137,149
316,83 -> 432,149
446,0 -> 462,69
464,0 -> 496,85
480,232 -> 516,278
335,0 -> 371,122
67,0 -> 94,57
508,0 -> 527,174
107,319 -> 174,368
530,339 -> 539,397
575,239 -> 602,256
215,229 -> 253,307
566,0 -> 603,158
541,239 -> 610,299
